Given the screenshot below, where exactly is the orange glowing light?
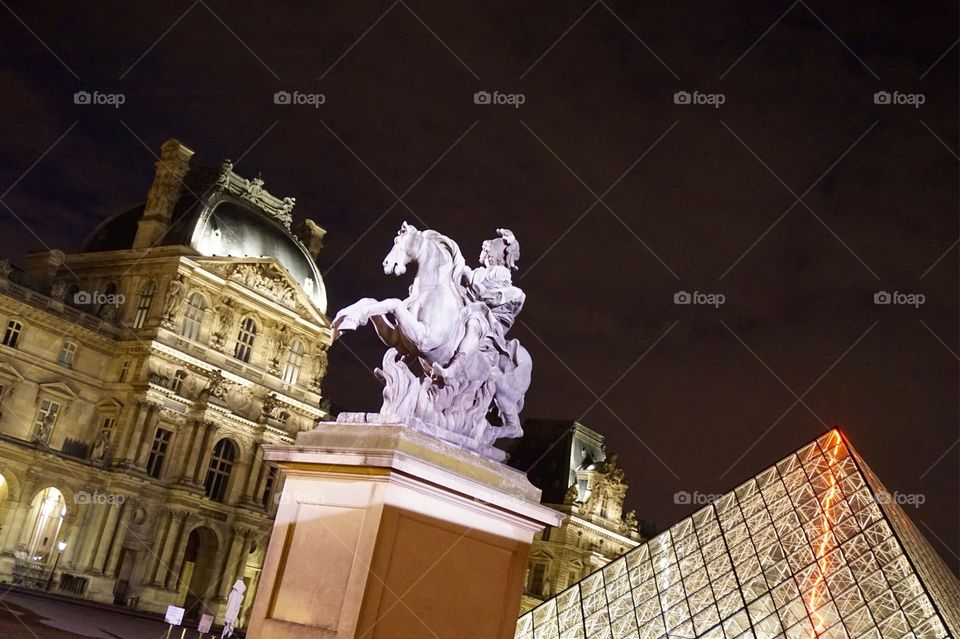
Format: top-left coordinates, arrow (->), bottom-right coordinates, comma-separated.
807,428 -> 843,637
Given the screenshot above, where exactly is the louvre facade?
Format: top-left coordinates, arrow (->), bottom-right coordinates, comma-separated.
0,138 -> 332,629
515,429 -> 960,639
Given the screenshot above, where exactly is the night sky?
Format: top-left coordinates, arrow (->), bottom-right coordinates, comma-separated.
0,2 -> 957,571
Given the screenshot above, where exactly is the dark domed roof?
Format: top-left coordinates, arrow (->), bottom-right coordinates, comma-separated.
83,167 -> 327,312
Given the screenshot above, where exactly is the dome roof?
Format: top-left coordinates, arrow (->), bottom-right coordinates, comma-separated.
83,164 -> 327,313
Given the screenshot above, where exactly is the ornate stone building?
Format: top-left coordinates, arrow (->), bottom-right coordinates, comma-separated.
0,139 -> 332,629
504,420 -> 650,613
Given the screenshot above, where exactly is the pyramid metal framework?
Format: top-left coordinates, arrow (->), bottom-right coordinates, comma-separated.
515,430 -> 960,639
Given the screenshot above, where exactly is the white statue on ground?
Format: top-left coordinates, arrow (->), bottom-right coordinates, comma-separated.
332,223 -> 531,461
221,579 -> 246,638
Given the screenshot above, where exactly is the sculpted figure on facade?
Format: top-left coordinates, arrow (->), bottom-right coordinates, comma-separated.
160,274 -> 186,326
50,279 -> 67,301
211,298 -> 236,348
331,223 -> 531,462
309,346 -> 328,391
0,258 -> 12,279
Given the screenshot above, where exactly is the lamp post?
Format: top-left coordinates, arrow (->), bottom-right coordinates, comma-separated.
46,540 -> 67,591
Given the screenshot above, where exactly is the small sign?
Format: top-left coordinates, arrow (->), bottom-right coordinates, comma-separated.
164,605 -> 185,626
198,614 -> 214,633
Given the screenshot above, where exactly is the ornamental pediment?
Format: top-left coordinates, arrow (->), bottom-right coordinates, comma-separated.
193,258 -> 325,324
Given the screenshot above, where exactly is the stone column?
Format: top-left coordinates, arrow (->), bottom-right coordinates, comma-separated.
216,526 -> 250,599
92,500 -> 124,574
246,422 -> 565,639
153,509 -> 187,586
103,502 -> 131,578
141,509 -> 172,586
172,419 -> 201,482
163,513 -> 193,590
75,497 -> 110,572
242,444 -> 264,503
190,422 -> 216,485
118,401 -> 149,466
133,407 -> 161,469
3,470 -> 40,554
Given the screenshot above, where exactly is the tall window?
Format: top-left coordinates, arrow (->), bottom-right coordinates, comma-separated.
171,370 -> 188,395
179,293 -> 206,340
57,342 -> 77,367
117,360 -> 131,383
529,563 -> 546,594
233,318 -> 256,363
132,281 -> 156,329
261,465 -> 279,507
282,340 -> 304,384
34,399 -> 61,434
3,320 -> 22,348
146,428 -> 173,479
204,439 -> 236,502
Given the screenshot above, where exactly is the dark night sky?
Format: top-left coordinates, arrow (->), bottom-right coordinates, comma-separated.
0,2 -> 957,571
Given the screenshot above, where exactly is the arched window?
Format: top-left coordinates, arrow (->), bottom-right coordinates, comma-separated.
132,281 -> 156,329
234,318 -> 256,363
179,293 -> 207,340
204,439 -> 236,502
26,487 -> 66,562
282,339 -> 304,384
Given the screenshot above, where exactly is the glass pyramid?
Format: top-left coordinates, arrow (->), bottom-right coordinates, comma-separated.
515,429 -> 960,639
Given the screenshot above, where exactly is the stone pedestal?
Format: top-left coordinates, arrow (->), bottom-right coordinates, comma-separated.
246,422 -> 563,639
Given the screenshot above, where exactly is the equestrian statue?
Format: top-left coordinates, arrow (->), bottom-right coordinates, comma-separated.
331,223 -> 531,462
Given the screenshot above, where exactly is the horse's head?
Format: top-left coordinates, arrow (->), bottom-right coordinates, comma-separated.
383,221 -> 421,276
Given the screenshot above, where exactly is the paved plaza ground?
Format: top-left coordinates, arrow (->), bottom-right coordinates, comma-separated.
0,589 -> 181,639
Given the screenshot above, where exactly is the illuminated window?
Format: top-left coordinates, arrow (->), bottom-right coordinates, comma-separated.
132,281 -> 156,329
282,340 -> 304,384
233,318 -> 256,363
146,428 -> 172,479
204,439 -> 237,502
171,370 -> 188,395
3,320 -> 22,348
179,293 -> 206,340
26,487 -> 66,562
57,342 -> 77,367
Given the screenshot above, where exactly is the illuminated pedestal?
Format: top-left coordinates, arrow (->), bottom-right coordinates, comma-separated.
246,422 -> 564,639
